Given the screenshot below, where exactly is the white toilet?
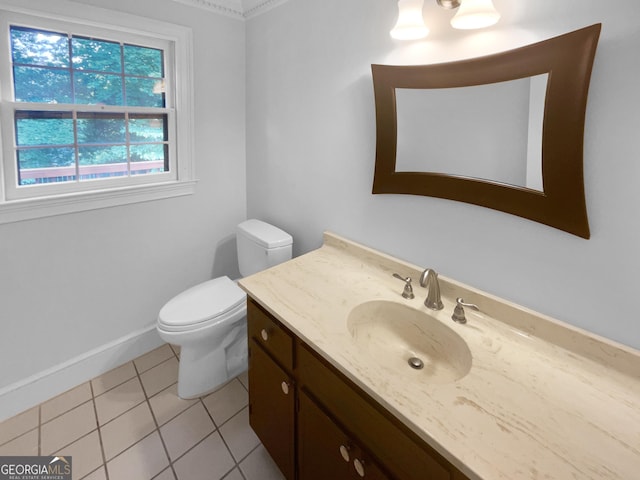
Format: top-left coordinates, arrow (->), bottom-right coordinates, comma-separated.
157,219 -> 293,399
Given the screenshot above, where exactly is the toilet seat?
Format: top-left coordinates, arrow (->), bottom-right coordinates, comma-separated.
158,276 -> 246,332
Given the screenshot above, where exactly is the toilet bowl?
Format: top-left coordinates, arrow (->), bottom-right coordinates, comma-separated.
157,220 -> 293,399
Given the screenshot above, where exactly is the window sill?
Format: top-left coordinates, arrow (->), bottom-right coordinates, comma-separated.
0,179 -> 197,224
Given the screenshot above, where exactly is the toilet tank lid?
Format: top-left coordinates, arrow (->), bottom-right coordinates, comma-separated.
237,219 -> 292,248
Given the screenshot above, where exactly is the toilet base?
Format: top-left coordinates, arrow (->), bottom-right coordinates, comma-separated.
175,324 -> 248,399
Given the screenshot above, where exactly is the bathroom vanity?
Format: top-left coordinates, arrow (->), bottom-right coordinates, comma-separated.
239,232 -> 640,480
247,298 -> 467,479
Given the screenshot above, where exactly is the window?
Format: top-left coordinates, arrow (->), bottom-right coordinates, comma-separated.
0,4 -> 195,223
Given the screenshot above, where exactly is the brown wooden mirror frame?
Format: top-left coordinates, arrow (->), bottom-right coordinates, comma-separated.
372,24 -> 601,239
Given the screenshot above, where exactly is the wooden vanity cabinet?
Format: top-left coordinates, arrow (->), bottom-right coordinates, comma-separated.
247,298 -> 469,480
247,300 -> 295,479
298,388 -> 390,480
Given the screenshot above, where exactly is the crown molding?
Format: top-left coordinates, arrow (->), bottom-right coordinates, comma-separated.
243,0 -> 290,18
171,0 -> 290,19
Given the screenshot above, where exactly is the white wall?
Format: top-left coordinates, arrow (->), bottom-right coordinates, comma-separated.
246,0 -> 640,350
0,0 -> 246,392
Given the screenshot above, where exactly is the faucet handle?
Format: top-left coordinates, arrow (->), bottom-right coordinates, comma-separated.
392,273 -> 415,299
452,297 -> 479,324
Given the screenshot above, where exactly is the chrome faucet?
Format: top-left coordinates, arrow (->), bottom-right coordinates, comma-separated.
419,268 -> 443,310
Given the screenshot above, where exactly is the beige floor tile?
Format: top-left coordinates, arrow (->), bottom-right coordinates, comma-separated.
81,466 -> 106,480
159,402 -> 215,461
153,467 -> 177,480
148,383 -> 197,426
94,377 -> 145,425
1,352 -> 263,480
237,370 -> 249,390
134,344 -> 175,374
106,432 -> 169,480
41,383 -> 92,423
218,407 -> 259,462
41,402 -> 97,455
170,344 -> 180,357
0,406 -> 38,446
202,379 -> 248,426
240,445 -> 285,480
221,468 -> 244,480
0,429 -> 39,456
53,430 -> 103,480
173,432 -> 235,480
91,362 -> 137,396
100,402 -> 156,460
140,357 -> 179,397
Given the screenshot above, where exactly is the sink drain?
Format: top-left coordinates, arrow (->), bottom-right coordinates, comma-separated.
408,357 -> 424,370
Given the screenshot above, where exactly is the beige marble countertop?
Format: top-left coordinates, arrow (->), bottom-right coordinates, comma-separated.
239,232 -> 640,480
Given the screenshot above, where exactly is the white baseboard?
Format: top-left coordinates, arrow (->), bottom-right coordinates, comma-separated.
0,324 -> 164,422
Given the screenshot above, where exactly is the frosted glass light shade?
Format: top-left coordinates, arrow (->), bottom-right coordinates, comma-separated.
390,0 -> 429,40
450,0 -> 500,30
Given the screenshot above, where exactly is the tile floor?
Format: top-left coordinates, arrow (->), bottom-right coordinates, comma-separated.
0,344 -> 285,480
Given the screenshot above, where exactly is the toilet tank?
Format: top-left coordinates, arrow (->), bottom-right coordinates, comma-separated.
237,219 -> 293,277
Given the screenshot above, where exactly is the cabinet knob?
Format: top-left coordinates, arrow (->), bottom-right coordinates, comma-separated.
353,458 -> 366,477
339,444 -> 350,462
281,381 -> 290,395
261,329 -> 269,341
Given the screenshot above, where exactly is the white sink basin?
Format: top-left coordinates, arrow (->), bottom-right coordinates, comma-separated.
347,300 -> 472,384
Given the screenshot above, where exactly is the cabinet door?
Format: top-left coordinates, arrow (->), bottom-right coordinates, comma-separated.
248,340 -> 295,479
298,343 -> 455,480
299,390 -> 389,480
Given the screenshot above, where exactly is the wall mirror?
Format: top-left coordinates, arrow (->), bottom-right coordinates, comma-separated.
372,24 -> 601,238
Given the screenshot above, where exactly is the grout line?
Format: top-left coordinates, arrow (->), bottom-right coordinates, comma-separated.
218,465 -> 243,480
148,382 -> 194,428
135,356 -> 178,480
2,346 -> 270,480
92,364 -> 137,399
37,404 -> 41,456
166,430 -> 232,477
40,407 -> 100,457
237,465 -> 248,480
90,376 -> 110,480
214,407 -> 244,466
45,428 -> 100,459
79,465 -> 104,480
221,468 -> 243,480
39,383 -> 93,424
95,393 -> 146,429
151,467 -> 177,480
220,406 -> 258,464
160,401 -> 213,463
199,378 -> 254,478
0,427 -> 39,450
40,397 -> 94,427
138,356 -> 178,399
135,345 -> 176,375
103,430 -> 159,468
164,393 -> 250,478
235,443 -> 270,480
200,396 -> 220,429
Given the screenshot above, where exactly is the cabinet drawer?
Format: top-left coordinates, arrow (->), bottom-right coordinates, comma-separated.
298,342 -> 462,480
247,298 -> 294,371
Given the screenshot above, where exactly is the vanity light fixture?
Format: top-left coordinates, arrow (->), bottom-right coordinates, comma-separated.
450,0 -> 501,30
390,0 -> 430,40
390,0 -> 500,40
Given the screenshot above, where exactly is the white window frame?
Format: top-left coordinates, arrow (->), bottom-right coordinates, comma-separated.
0,0 -> 196,224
